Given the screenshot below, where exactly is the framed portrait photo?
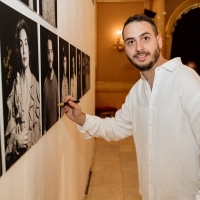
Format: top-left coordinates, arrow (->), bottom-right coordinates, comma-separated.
39,0 -> 57,27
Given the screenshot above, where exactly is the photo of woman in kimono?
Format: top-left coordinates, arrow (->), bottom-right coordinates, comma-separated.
5,18 -> 41,169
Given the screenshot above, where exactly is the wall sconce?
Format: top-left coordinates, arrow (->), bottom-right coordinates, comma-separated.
114,29 -> 124,51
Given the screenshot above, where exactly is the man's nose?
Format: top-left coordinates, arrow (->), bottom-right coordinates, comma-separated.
135,41 -> 144,51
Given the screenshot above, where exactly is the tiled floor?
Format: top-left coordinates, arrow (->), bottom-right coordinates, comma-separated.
86,136 -> 142,200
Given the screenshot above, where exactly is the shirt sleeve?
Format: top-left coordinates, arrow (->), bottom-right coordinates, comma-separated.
77,98 -> 133,141
181,72 -> 200,147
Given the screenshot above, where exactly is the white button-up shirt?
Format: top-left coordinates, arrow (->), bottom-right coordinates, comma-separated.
78,57 -> 200,200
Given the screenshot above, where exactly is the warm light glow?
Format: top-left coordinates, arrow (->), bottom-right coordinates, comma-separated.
114,29 -> 124,51
116,29 -> 122,37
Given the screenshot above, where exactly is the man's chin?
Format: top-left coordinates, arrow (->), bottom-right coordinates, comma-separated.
134,62 -> 154,71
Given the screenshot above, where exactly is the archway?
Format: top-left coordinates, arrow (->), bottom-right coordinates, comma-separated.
170,7 -> 200,74
165,0 -> 200,63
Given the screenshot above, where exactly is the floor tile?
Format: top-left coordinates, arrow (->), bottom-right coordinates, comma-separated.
87,186 -> 124,200
95,143 -> 119,152
124,187 -> 142,200
94,151 -> 120,161
120,152 -> 137,162
92,160 -> 121,172
86,138 -> 141,200
89,171 -> 123,187
122,171 -> 139,187
119,144 -> 135,152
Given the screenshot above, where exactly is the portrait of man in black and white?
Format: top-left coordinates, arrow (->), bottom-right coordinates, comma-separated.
18,0 -> 37,12
40,26 -> 58,134
85,54 -> 91,93
81,52 -> 86,96
70,44 -> 77,99
59,38 -> 69,117
77,49 -> 82,99
0,131 -> 2,176
0,2 -> 40,170
39,0 -> 57,27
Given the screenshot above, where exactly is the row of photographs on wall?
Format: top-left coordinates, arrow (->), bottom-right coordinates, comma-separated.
0,2 -> 91,173
18,0 -> 57,27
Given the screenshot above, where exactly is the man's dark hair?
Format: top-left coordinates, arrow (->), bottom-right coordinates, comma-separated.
47,34 -> 54,52
62,43 -> 67,59
15,18 -> 31,69
122,14 -> 158,39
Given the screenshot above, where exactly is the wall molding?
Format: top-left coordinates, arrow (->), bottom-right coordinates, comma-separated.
96,0 -> 144,2
96,81 -> 134,92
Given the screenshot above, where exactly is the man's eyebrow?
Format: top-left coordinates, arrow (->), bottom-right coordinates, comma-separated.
124,32 -> 151,42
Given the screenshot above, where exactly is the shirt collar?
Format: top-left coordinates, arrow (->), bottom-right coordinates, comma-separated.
161,57 -> 182,72
140,57 -> 182,78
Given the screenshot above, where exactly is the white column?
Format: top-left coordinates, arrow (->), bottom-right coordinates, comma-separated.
152,0 -> 166,56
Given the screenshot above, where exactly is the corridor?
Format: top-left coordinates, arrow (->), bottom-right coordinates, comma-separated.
86,136 -> 142,200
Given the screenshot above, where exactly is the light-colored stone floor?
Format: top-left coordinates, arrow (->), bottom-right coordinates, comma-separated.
85,136 -> 142,200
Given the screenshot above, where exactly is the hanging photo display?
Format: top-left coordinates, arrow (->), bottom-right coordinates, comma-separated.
59,37 -> 69,117
0,2 -> 41,170
40,25 -> 59,134
77,48 -> 82,100
18,0 -> 37,12
0,1 -> 91,174
39,0 -> 57,27
69,44 -> 77,99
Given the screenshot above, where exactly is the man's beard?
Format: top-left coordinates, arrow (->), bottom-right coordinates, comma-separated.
127,46 -> 160,71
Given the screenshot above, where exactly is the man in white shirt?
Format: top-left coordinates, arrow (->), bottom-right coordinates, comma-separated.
63,14 -> 200,200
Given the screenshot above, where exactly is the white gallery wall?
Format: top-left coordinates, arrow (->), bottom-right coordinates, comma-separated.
0,0 -> 96,199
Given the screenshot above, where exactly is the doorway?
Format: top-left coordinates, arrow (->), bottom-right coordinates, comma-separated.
170,7 -> 200,74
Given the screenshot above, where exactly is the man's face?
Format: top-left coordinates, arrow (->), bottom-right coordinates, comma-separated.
63,56 -> 67,75
19,28 -> 29,69
47,39 -> 54,69
123,21 -> 162,71
16,72 -> 20,84
72,56 -> 75,74
78,53 -> 81,73
78,53 -> 81,67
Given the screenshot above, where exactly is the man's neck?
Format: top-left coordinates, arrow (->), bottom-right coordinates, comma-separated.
48,68 -> 54,81
141,55 -> 168,90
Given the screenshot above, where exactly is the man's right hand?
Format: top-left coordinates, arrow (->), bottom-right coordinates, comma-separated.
63,96 -> 86,126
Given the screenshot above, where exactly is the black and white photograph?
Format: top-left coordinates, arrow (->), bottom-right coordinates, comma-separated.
18,0 -> 37,12
0,131 -> 2,176
40,26 -> 58,134
0,143 -> 2,176
39,0 -> 57,27
77,48 -> 82,100
0,2 -> 41,170
59,37 -> 69,117
69,44 -> 77,99
85,54 -> 91,93
81,52 -> 86,96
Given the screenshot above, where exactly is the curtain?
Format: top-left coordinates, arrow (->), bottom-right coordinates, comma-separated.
171,7 -> 200,74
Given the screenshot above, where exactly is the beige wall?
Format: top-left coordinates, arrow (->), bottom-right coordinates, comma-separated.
96,2 -> 142,108
0,0 -> 96,200
96,2 -> 143,82
95,0 -> 193,109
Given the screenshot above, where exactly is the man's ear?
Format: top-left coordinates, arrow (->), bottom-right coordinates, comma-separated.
157,34 -> 162,49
